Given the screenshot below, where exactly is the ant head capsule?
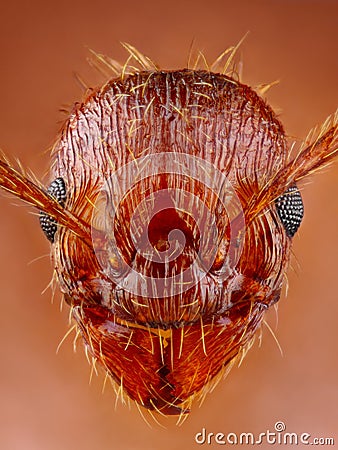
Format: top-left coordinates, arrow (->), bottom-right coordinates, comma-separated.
50,70 -> 294,413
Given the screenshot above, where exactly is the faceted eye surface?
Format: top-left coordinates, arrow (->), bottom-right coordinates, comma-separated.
275,185 -> 304,238
39,177 -> 66,242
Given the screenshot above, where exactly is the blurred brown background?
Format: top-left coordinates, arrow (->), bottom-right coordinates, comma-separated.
0,1 -> 337,449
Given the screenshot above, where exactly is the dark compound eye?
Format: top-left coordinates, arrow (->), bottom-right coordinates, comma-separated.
275,185 -> 304,238
39,177 -> 66,243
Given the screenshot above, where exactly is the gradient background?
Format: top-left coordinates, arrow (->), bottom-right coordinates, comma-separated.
0,1 -> 337,449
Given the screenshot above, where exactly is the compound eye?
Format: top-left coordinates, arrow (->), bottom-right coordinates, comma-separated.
39,177 -> 66,243
275,185 -> 304,238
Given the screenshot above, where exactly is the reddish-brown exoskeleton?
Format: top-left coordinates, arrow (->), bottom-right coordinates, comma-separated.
0,45 -> 337,416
